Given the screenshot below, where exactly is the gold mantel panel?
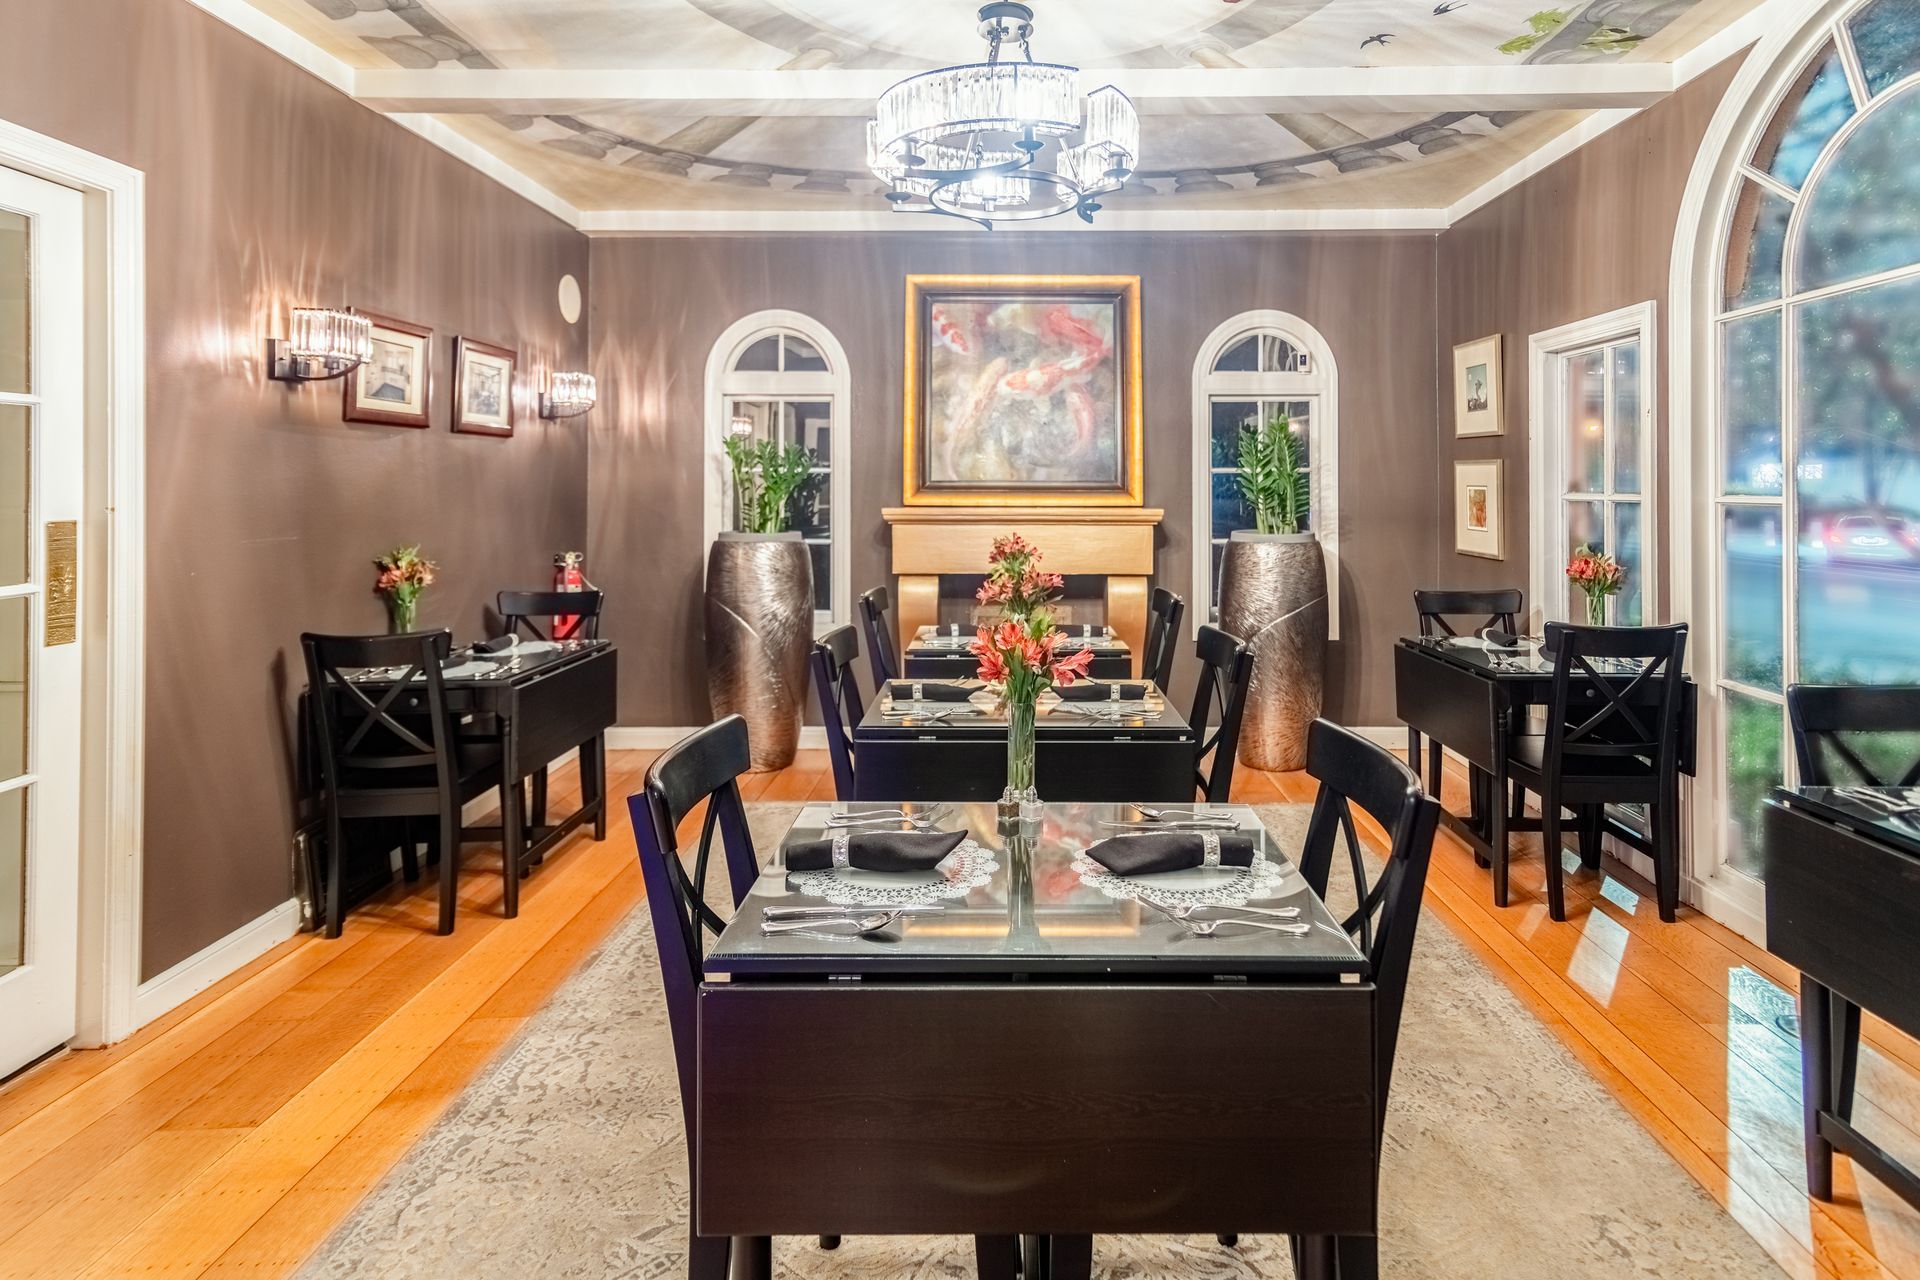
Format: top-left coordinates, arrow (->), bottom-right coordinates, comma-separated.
883,507 -> 1162,676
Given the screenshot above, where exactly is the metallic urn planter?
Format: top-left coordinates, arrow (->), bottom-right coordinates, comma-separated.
705,531 -> 814,772
1218,530 -> 1327,772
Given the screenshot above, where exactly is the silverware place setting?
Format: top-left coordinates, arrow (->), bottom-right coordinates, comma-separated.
1136,896 -> 1309,936
762,904 -> 946,920
1835,786 -> 1920,816
1097,817 -> 1242,832
759,909 -> 912,937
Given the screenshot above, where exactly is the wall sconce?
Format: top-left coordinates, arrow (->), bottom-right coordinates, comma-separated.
268,308 -> 372,382
540,371 -> 598,419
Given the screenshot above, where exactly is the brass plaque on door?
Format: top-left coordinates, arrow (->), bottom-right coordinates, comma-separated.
45,520 -> 77,645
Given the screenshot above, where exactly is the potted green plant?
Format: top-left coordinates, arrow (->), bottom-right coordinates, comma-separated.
706,423 -> 818,771
1217,412 -> 1328,771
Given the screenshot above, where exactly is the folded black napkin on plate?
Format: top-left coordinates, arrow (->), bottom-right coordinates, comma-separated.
1085,831 -> 1256,876
1481,630 -> 1519,649
1052,680 -> 1148,701
886,680 -> 975,702
476,634 -> 517,654
785,829 -> 967,872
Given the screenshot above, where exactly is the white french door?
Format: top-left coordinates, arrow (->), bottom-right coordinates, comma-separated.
0,166 -> 84,1077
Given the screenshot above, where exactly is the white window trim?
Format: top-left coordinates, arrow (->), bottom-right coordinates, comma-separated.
1189,310 -> 1341,640
1669,0 -> 1890,944
1526,301 -> 1660,634
701,310 -> 852,629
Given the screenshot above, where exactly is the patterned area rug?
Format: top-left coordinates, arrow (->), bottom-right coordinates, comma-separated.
300,804 -> 1782,1279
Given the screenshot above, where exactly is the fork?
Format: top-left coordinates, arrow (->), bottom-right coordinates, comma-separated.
1136,896 -> 1309,935
1141,900 -> 1301,921
823,813 -> 943,830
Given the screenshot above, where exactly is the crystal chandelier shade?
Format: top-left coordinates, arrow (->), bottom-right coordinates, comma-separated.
866,3 -> 1138,226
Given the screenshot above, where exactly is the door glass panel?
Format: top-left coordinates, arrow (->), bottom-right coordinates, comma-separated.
782,333 -> 827,373
791,470 -> 830,540
1611,342 -> 1642,495
1272,401 -> 1311,469
1211,471 -> 1254,539
1722,311 -> 1783,496
1616,502 -> 1644,626
806,541 -> 829,614
733,335 -> 779,372
0,595 -> 25,782
0,404 -> 25,587
1723,179 -> 1793,310
1565,500 -> 1605,619
1213,336 -> 1258,372
1210,399 -> 1257,468
786,401 -> 832,465
0,786 -> 23,972
1724,690 -> 1784,878
1793,85 -> 1920,291
1848,0 -> 1920,98
0,208 -> 26,396
1795,275 -> 1920,682
1724,507 -> 1786,690
1565,351 -> 1606,493
1751,42 -> 1856,190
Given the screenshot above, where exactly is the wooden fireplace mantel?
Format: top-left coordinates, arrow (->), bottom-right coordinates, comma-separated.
882,506 -> 1164,676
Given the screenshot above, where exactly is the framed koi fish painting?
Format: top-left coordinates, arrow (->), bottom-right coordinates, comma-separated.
903,274 -> 1144,506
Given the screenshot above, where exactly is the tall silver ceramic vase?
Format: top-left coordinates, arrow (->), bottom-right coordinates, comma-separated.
705,531 -> 814,772
1218,530 -> 1327,772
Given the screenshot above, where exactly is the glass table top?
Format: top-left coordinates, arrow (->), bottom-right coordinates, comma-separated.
858,684 -> 1186,735
345,637 -> 612,686
1773,786 -> 1920,858
1401,634 -> 1662,678
705,802 -> 1366,978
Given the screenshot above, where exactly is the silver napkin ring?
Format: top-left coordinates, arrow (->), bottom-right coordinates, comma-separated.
1109,682 -> 1121,701
912,682 -> 925,702
832,831 -> 852,868
1201,831 -> 1221,867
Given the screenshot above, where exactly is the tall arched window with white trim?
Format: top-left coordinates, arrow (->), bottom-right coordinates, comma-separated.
1695,0 -> 1920,904
704,312 -> 852,628
1191,312 -> 1340,636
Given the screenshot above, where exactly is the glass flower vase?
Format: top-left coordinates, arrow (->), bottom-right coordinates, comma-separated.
1583,592 -> 1608,627
997,691 -> 1041,826
386,594 -> 419,635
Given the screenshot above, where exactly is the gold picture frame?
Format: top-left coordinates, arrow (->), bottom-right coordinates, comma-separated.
902,274 -> 1144,507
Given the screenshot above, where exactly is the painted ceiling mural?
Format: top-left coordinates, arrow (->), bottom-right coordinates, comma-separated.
250,0 -> 1764,213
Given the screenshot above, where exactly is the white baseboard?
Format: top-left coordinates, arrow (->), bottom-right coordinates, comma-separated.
131,898 -> 301,1030
607,726 -> 828,751
458,747 -> 583,826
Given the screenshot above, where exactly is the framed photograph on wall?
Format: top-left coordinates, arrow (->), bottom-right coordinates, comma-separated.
1454,460 -> 1505,559
902,274 -> 1143,506
1452,334 -> 1503,437
451,336 -> 516,436
343,312 -> 431,428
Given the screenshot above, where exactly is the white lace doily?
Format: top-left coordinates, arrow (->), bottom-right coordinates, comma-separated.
1071,850 -> 1291,907
785,838 -> 999,907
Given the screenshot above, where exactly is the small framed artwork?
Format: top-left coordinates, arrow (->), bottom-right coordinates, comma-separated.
1455,460 -> 1505,559
343,312 -> 431,428
1453,334 -> 1503,437
452,336 -> 517,436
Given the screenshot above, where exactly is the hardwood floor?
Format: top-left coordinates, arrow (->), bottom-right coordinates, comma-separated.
2,747 -> 1916,1278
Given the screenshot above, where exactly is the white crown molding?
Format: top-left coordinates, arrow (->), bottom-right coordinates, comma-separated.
356,63 -> 1674,116
578,206 -> 1452,234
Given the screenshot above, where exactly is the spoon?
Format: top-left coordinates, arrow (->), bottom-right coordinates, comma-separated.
760,911 -> 904,936
1143,901 -> 1301,921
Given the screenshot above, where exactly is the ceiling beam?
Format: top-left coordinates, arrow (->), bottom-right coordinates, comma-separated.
353,64 -> 1675,118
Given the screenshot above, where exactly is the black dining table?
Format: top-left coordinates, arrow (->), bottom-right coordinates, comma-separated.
1764,786 -> 1920,1211
695,801 -> 1374,1279
851,683 -> 1194,802
1393,635 -> 1696,900
311,637 -> 616,915
902,625 -> 1134,680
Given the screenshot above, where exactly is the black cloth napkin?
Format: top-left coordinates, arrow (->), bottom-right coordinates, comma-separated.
1052,680 -> 1149,701
1481,629 -> 1519,649
785,829 -> 967,872
887,680 -> 975,702
1085,831 -> 1256,875
476,634 -> 517,654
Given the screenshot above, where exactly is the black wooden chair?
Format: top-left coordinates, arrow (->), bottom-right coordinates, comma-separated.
810,625 -> 866,800
302,630 -> 508,937
1141,587 -> 1184,692
1409,588 -> 1524,810
497,589 -> 608,837
1218,718 -> 1442,1278
1504,622 -> 1689,922
858,585 -> 900,688
1190,625 -> 1254,803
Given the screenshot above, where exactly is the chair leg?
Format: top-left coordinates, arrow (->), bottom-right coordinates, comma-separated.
1048,1234 -> 1092,1280
1800,977 -> 1836,1200
324,811 -> 345,939
1578,805 -> 1605,871
817,1234 -> 840,1250
1336,1234 -> 1379,1280
731,1235 -> 771,1280
590,733 -> 608,840
500,782 -> 523,919
532,765 -> 549,828
398,816 -> 420,883
1426,740 -> 1443,799
1489,778 -> 1511,907
437,807 -> 459,936
1406,727 -> 1420,772
687,1230 -> 730,1280
974,1235 -> 1019,1280
1216,1233 -> 1240,1247
1653,798 -> 1681,922
1541,798 -> 1567,922
1834,993 -> 1862,1124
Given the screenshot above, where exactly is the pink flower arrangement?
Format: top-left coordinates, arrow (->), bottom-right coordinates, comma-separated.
970,616 -> 1095,700
373,545 -> 437,632
1566,544 -> 1626,623
977,532 -> 1066,618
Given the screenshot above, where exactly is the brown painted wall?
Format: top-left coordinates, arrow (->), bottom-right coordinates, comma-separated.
588,232 -> 1441,730
0,0 -> 590,977
1434,54 -> 1746,615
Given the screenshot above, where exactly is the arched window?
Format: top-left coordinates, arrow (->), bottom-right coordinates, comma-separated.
1688,0 -> 1920,913
1190,312 -> 1340,636
703,311 -> 851,627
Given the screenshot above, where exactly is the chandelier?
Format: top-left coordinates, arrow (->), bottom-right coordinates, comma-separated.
867,3 -> 1138,226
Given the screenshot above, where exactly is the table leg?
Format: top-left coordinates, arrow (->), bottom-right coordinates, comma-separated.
1489,752 -> 1511,909
731,1235 -> 771,1280
973,1235 -> 1019,1280
687,1231 -> 729,1280
1405,727 -> 1421,774
588,732 -> 608,840
1048,1233 -> 1093,1280
501,715 -> 522,919
1801,976 -> 1835,1200
1336,1235 -> 1379,1280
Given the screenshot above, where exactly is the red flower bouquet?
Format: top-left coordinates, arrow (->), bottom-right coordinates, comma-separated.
971,613 -> 1095,821
1565,544 -> 1626,625
977,532 -> 1066,621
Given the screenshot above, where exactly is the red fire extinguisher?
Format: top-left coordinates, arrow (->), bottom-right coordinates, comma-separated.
552,551 -> 592,639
